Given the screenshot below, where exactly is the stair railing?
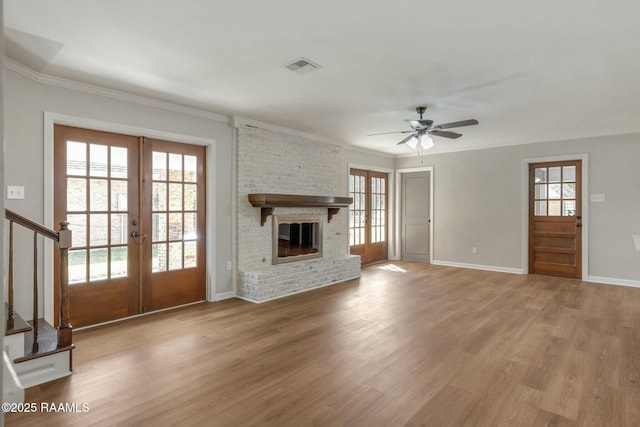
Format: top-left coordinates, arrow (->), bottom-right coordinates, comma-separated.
5,209 -> 72,352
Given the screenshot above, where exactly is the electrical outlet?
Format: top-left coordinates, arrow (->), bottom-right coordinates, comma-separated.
472,246 -> 478,254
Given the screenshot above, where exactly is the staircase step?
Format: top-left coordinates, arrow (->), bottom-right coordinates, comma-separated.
4,304 -> 32,336
14,319 -> 74,364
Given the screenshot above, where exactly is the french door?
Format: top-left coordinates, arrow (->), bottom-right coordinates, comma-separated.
349,169 -> 388,265
54,126 -> 206,327
529,160 -> 582,279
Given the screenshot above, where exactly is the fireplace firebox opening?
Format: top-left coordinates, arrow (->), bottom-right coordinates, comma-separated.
273,215 -> 323,264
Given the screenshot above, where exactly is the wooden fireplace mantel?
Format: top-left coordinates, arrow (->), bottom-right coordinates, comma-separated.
248,193 -> 353,226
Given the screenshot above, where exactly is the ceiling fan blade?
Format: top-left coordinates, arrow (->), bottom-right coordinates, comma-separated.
397,133 -> 418,145
367,130 -> 414,136
405,119 -> 433,130
430,130 -> 462,139
435,119 -> 479,130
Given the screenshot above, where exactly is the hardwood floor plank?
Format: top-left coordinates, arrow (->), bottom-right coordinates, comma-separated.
522,335 -> 569,391
489,385 -> 543,427
539,348 -> 592,420
533,409 -> 577,427
403,384 -> 476,427
6,261 -> 640,426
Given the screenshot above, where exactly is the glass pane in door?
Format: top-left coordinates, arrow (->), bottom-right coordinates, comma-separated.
370,176 -> 386,244
349,173 -> 366,246
533,165 -> 577,217
151,151 -> 199,272
65,141 -> 130,283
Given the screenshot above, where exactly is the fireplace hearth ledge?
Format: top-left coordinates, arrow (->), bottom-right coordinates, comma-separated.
237,255 -> 361,303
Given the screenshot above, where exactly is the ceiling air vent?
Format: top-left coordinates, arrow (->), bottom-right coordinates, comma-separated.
285,57 -> 321,75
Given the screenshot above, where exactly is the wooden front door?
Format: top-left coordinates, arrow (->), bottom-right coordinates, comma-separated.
141,138 -> 206,312
54,126 -> 206,327
529,160 -> 582,279
349,169 -> 388,265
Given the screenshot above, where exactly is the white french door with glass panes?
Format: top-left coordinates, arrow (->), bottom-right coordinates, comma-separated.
54,125 -> 206,327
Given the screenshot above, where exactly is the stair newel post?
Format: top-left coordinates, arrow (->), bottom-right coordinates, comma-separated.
32,231 -> 39,353
8,221 -> 15,329
57,221 -> 73,348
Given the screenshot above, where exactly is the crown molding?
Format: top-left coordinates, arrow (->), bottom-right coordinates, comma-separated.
233,116 -> 398,157
342,144 -> 396,159
231,116 -> 344,147
5,57 -> 229,123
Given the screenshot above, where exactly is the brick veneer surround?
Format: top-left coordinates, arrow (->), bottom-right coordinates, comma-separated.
236,126 -> 360,302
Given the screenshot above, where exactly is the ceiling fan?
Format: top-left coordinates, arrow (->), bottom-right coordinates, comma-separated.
369,106 -> 479,149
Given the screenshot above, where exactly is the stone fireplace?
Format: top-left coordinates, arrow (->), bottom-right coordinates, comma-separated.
235,125 -> 361,302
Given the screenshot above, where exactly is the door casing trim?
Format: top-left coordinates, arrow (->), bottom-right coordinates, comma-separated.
43,112 -> 217,324
521,154 -> 588,278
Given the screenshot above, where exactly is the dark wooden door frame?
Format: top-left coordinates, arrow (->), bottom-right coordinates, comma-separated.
522,155 -> 588,278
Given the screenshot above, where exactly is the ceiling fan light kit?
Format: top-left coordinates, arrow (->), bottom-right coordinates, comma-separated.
406,134 -> 434,150
368,106 -> 478,151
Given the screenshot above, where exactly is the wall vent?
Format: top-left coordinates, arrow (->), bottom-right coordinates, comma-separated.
285,57 -> 321,75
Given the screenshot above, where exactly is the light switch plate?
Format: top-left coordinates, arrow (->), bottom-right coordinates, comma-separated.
590,193 -> 605,203
7,186 -> 25,200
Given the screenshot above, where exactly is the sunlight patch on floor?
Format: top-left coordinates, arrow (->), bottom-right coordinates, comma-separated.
377,264 -> 407,273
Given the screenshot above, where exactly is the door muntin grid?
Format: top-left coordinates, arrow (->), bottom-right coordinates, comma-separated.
349,173 -> 366,246
66,141 -> 129,284
370,176 -> 386,243
533,165 -> 577,217
151,151 -> 199,272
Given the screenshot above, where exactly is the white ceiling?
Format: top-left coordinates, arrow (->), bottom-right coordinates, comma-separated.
4,0 -> 640,155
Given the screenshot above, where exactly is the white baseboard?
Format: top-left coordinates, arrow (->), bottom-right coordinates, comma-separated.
431,260 -> 524,275
215,291 -> 236,301
587,276 -> 640,289
237,274 -> 361,304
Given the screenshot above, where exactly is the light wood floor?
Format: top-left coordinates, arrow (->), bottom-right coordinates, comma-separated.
6,262 -> 640,426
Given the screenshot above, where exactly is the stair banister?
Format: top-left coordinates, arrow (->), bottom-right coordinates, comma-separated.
57,222 -> 72,347
4,209 -> 73,351
8,221 -> 14,329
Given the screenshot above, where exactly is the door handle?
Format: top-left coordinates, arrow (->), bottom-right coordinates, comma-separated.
131,231 -> 147,244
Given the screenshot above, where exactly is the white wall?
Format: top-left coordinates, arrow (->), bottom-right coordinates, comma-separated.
4,68 -> 235,317
342,148 -> 395,172
395,133 -> 640,283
